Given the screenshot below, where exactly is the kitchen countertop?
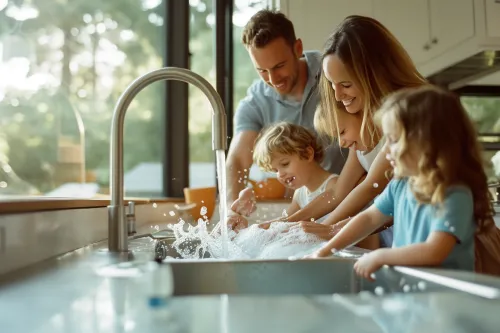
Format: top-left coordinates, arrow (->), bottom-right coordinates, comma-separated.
1,238 -> 500,333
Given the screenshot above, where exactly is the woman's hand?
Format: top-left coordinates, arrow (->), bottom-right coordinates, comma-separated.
353,249 -> 387,281
304,247 -> 333,258
295,222 -> 343,240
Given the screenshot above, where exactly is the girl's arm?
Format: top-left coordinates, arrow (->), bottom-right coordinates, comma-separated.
312,205 -> 392,257
354,232 -> 456,280
285,150 -> 366,222
322,144 -> 392,226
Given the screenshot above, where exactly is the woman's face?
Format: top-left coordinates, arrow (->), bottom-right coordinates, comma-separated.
322,54 -> 364,114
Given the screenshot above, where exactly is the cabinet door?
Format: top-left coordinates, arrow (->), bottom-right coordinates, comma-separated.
373,0 -> 431,65
429,0 -> 475,56
284,0 -> 374,52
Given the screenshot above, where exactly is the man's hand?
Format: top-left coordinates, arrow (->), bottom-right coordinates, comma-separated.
230,187 -> 257,217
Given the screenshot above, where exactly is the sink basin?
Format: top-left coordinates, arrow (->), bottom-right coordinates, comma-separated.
167,259 -> 454,296
121,233 -> 500,299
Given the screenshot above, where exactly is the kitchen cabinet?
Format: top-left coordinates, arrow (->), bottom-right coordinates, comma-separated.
486,0 -> 500,38
372,0 -> 430,64
280,0 -> 374,51
373,0 -> 474,65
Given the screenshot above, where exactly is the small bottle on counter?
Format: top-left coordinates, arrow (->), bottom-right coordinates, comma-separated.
147,258 -> 174,309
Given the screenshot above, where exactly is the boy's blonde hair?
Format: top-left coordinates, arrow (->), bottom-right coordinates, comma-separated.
375,85 -> 493,227
253,122 -> 324,172
318,15 -> 427,148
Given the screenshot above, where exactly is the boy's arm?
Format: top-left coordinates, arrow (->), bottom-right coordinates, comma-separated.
286,150 -> 366,222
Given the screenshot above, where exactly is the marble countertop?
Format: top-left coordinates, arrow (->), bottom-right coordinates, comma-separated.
1,238 -> 500,333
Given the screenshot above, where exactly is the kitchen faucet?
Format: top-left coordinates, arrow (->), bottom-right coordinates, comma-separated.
108,67 -> 227,252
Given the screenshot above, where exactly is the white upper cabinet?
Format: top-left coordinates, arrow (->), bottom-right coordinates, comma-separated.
486,0 -> 500,38
427,0 -> 475,57
279,0 -> 500,79
373,0 -> 474,65
280,0 -> 374,52
372,0 -> 430,64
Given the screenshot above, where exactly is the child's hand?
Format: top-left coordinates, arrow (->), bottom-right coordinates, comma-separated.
353,249 -> 386,281
304,247 -> 332,259
226,213 -> 248,231
230,188 -> 257,217
258,222 -> 271,229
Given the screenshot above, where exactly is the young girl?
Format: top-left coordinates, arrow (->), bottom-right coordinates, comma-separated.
308,85 -> 494,278
292,15 -> 427,249
244,121 -> 339,227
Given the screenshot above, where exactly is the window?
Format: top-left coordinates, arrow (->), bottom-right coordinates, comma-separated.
187,0 -> 265,188
461,96 -> 500,182
0,1 -> 165,197
188,0 -> 216,188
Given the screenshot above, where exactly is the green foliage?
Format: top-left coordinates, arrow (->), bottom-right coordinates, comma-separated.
0,0 -> 261,193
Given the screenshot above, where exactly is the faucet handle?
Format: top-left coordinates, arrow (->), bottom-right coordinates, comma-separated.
127,201 -> 135,216
127,201 -> 137,235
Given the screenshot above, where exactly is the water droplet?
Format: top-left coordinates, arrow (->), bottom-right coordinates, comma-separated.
169,211 -> 175,216
373,183 -> 379,188
327,201 -> 331,204
417,281 -> 426,291
243,169 -> 248,172
403,285 -> 411,293
200,206 -> 207,216
201,200 -> 205,204
258,184 -> 263,188
0,181 -> 7,188
449,226 -> 456,232
370,273 -> 376,280
310,218 -> 315,222
163,213 -> 166,216
374,286 -> 384,295
444,221 -> 450,227
152,203 -> 157,208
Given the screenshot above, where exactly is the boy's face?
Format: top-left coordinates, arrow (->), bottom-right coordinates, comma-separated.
248,37 -> 302,97
270,149 -> 313,189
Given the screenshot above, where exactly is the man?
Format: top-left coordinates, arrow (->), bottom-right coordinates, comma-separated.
226,9 -> 347,228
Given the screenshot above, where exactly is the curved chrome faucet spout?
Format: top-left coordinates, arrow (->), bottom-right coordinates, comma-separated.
108,67 -> 227,252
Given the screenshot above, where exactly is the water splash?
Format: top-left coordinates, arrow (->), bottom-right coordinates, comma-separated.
166,219 -> 325,260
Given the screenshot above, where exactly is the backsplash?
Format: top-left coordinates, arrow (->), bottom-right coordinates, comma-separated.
0,202 -> 178,276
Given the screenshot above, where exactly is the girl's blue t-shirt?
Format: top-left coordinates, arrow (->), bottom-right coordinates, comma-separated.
374,178 -> 475,271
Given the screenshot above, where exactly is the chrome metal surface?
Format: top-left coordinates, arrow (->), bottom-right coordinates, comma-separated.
108,67 -> 227,252
2,240 -> 500,332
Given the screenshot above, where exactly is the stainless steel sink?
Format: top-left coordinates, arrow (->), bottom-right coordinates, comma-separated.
122,234 -> 500,299
166,259 -> 457,296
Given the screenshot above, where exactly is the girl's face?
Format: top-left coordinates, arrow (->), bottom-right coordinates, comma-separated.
322,54 -> 364,114
270,149 -> 314,189
336,110 -> 369,152
382,112 -> 418,176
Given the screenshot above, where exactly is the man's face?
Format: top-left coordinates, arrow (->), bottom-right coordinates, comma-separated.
247,37 -> 302,96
